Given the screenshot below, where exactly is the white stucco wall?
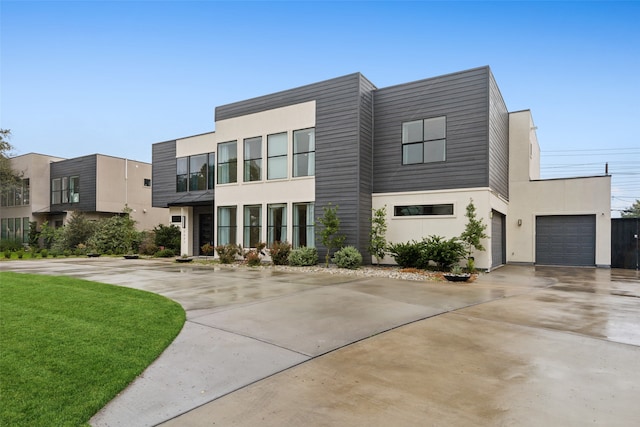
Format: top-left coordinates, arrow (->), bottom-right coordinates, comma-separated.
372,188 -> 506,270
507,110 -> 611,267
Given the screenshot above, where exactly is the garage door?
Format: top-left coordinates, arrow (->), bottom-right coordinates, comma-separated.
491,211 -> 505,268
535,215 -> 596,266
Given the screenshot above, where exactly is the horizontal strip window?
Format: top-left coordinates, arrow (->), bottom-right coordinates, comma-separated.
394,204 -> 454,217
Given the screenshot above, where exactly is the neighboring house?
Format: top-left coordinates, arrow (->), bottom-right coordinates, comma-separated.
1,153 -> 168,243
152,66 -> 611,268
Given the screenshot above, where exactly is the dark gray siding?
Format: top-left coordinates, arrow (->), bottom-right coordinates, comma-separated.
373,67 -> 490,193
50,155 -> 97,212
488,71 -> 509,200
216,73 -> 376,259
152,141 -> 177,208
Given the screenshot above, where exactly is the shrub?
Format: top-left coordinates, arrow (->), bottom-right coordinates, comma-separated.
154,224 -> 181,252
387,241 -> 423,268
138,231 -> 158,256
215,244 -> 240,264
368,206 -> 388,265
333,246 -> 362,269
0,239 -> 22,252
63,250 -> 71,257
17,250 -> 24,259
155,248 -> 176,258
40,249 -> 49,258
288,247 -> 318,267
317,204 -> 346,267
201,243 -> 214,256
423,235 -> 465,271
269,241 -> 291,266
245,251 -> 262,267
4,250 -> 11,259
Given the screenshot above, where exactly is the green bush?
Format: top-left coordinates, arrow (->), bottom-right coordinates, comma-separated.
423,235 -> 465,270
154,224 -> 181,252
40,249 -> 49,258
269,241 -> 291,265
138,231 -> 158,256
0,239 -> 22,252
288,247 -> 318,267
215,244 -> 240,264
387,241 -> 423,268
4,250 -> 11,259
155,248 -> 176,258
245,251 -> 262,267
17,250 -> 24,259
333,246 -> 362,269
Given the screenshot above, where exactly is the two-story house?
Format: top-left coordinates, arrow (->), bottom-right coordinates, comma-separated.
2,153 -> 167,242
151,66 -> 611,269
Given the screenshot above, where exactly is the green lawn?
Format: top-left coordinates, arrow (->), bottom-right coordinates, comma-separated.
0,272 -> 185,426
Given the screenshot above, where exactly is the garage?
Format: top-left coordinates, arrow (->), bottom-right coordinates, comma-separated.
491,211 -> 505,268
535,215 -> 596,266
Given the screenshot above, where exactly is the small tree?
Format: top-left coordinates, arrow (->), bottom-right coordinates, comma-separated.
459,199 -> 488,271
368,206 -> 388,265
621,200 -> 640,218
317,203 -> 345,267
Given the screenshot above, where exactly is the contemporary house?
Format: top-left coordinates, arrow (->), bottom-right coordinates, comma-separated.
151,66 -> 611,269
1,153 -> 168,242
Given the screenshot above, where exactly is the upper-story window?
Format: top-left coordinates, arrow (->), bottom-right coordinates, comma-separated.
176,153 -> 215,192
51,176 -> 79,204
394,204 -> 453,216
0,178 -> 29,207
217,141 -> 237,184
267,133 -> 288,180
293,128 -> 315,177
243,137 -> 262,182
144,178 -> 151,187
402,116 -> 446,165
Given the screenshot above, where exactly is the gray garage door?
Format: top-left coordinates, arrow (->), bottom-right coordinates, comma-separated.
491,211 -> 505,268
535,215 -> 596,266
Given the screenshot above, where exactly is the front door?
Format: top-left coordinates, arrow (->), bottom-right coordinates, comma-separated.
199,213 -> 213,255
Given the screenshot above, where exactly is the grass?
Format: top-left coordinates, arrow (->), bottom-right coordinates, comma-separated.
0,272 -> 185,426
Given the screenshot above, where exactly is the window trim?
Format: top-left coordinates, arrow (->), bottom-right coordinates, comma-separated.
401,116 -> 447,165
393,203 -> 455,217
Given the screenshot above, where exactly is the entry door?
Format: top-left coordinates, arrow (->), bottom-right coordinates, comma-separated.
199,214 -> 213,254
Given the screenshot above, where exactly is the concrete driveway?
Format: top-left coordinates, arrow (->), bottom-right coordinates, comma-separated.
1,259 -> 639,426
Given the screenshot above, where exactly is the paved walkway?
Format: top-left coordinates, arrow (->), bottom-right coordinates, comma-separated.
2,259 -> 639,426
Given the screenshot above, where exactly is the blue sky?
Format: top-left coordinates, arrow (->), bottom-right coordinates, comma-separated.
1,0 -> 638,215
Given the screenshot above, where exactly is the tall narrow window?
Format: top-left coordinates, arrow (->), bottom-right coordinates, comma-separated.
22,217 -> 29,243
51,178 -> 61,204
70,176 -> 79,203
217,206 -> 237,245
243,205 -> 262,247
189,154 -> 207,191
176,157 -> 188,192
0,218 -> 7,240
244,137 -> 262,182
208,153 -> 215,189
267,203 -> 287,245
218,141 -> 237,184
23,179 -> 30,205
292,202 -> 314,248
14,183 -> 22,206
402,116 -> 446,164
293,128 -> 315,177
267,133 -> 288,180
61,177 -> 69,203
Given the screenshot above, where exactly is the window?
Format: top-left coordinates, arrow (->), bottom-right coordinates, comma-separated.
189,154 -> 207,191
69,176 -> 79,203
292,202 -> 314,248
218,141 -> 237,184
293,128 -> 315,177
394,204 -> 454,216
267,203 -> 287,244
22,217 -> 29,243
176,157 -> 188,192
243,205 -> 262,247
217,206 -> 237,245
144,178 -> 151,187
51,178 -> 61,204
402,116 -> 446,164
267,133 -> 288,180
23,179 -> 30,204
244,137 -> 262,182
61,177 -> 69,203
208,153 -> 215,190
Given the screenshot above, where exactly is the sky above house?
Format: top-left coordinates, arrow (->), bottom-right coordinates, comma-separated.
1,0 -> 638,216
